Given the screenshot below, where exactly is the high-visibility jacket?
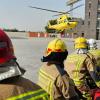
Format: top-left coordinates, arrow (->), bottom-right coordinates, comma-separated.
0,77 -> 49,100
89,49 -> 100,87
89,49 -> 100,68
64,52 -> 96,99
38,63 -> 78,100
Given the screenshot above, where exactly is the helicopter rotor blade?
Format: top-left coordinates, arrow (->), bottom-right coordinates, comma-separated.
54,4 -> 84,16
66,4 -> 84,13
29,6 -> 66,14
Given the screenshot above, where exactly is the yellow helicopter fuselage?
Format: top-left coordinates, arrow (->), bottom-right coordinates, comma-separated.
47,15 -> 78,32
48,22 -> 77,31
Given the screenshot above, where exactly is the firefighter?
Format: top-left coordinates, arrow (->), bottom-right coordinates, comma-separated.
38,38 -> 79,100
88,38 -> 100,87
0,29 -> 49,100
64,37 -> 97,100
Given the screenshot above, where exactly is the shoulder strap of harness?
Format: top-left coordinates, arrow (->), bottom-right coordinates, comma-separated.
55,63 -> 69,87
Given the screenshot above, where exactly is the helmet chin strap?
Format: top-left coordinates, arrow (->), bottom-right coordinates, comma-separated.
75,48 -> 88,54
0,65 -> 22,81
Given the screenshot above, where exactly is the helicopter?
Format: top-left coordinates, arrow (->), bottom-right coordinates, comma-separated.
29,4 -> 83,33
46,14 -> 77,32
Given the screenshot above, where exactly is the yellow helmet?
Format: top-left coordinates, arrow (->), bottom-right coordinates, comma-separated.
45,38 -> 67,56
74,37 -> 87,49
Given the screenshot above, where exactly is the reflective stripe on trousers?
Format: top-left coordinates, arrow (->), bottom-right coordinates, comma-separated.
7,89 -> 49,100
38,68 -> 55,100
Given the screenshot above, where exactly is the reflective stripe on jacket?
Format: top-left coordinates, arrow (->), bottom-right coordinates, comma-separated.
39,68 -> 55,95
0,77 -> 49,100
38,64 -> 59,100
38,63 -> 78,100
65,53 -> 87,86
89,49 -> 100,67
7,89 -> 48,100
64,52 -> 96,88
89,49 -> 100,87
64,53 -> 96,99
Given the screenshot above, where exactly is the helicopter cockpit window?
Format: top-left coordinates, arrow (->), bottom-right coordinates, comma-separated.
49,20 -> 57,25
67,17 -> 72,21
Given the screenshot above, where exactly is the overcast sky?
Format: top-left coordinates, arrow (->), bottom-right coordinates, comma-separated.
0,0 -> 85,32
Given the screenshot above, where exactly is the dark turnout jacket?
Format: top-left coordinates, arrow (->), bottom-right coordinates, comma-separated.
0,77 -> 48,100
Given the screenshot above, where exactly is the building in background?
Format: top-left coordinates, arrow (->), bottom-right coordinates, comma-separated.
66,0 -> 85,38
65,18 -> 84,38
84,0 -> 100,40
